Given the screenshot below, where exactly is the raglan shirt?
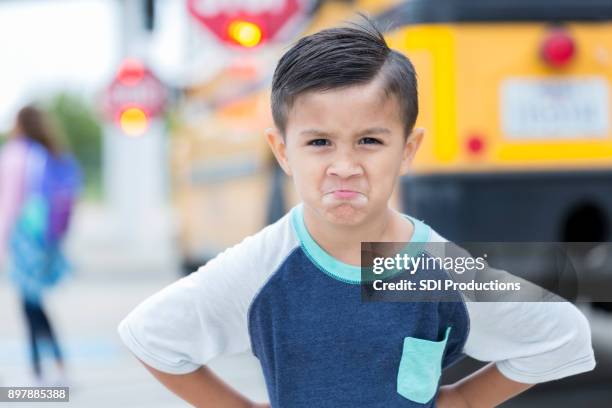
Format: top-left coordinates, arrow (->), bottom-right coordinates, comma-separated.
118,204 -> 596,407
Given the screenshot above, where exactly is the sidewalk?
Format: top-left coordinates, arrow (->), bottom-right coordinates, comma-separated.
0,277 -> 269,407
62,202 -> 180,280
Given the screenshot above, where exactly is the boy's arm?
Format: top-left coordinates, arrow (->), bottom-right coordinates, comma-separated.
138,359 -> 268,408
437,363 -> 533,408
117,230 -> 281,406
451,300 -> 595,407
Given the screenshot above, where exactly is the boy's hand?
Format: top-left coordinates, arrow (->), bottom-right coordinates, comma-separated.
436,385 -> 470,408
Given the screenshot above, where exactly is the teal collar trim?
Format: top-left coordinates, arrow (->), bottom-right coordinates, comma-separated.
290,203 -> 431,285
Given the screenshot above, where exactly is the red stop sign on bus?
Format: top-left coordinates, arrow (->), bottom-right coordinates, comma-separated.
105,59 -> 167,120
187,0 -> 310,46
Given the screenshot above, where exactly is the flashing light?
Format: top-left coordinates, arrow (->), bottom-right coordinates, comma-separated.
119,107 -> 149,136
117,59 -> 146,86
227,20 -> 263,47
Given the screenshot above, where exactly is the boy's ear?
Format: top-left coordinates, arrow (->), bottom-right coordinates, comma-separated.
399,127 -> 425,175
265,127 -> 293,176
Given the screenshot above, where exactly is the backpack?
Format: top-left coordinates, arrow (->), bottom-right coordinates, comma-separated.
17,141 -> 81,245
8,141 -> 81,297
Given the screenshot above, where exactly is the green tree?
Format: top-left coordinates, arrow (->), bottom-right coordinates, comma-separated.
45,93 -> 103,200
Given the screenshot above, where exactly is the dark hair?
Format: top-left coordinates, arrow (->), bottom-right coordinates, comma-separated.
271,16 -> 418,137
16,105 -> 63,156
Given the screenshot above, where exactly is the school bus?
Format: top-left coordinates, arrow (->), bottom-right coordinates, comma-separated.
380,0 -> 612,245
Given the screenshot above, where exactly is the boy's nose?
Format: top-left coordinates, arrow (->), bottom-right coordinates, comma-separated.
326,154 -> 364,179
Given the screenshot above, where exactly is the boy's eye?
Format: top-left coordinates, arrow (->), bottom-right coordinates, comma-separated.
307,139 -> 330,146
359,137 -> 383,145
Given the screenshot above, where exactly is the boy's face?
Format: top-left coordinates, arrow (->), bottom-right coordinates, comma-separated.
266,78 -> 424,227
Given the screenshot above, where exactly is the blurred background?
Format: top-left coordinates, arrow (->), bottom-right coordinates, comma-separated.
0,0 -> 610,406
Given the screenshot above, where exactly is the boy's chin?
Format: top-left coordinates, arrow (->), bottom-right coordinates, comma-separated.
320,202 -> 370,226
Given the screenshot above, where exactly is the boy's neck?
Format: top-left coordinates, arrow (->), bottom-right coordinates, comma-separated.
302,204 -> 414,267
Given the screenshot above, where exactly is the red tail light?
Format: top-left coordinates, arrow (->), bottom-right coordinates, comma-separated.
466,134 -> 485,155
541,29 -> 576,68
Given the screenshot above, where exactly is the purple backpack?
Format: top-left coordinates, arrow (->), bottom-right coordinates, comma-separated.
18,141 -> 82,245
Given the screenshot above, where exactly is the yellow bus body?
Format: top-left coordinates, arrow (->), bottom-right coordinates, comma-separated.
386,22 -> 612,174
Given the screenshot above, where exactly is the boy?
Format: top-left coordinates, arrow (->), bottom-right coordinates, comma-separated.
118,20 -> 595,407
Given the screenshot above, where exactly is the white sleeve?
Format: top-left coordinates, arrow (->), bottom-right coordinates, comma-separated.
463,301 -> 596,384
117,237 -> 258,375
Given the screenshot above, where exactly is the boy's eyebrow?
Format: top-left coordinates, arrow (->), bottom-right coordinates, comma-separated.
299,129 -> 331,138
299,127 -> 391,138
355,127 -> 391,137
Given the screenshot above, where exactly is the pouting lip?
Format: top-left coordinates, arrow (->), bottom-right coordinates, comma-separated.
325,189 -> 362,195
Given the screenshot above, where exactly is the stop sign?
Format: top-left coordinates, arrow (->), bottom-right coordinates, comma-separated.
187,0 -> 310,45
104,59 -> 167,120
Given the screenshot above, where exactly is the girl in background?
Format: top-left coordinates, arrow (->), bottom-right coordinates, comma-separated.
0,105 -> 80,384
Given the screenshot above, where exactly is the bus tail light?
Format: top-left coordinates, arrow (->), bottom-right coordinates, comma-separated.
541,28 -> 576,68
466,134 -> 485,155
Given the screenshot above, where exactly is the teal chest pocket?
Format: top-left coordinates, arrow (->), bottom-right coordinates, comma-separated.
397,326 -> 452,404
